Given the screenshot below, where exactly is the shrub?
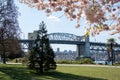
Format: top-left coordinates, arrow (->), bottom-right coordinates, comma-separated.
114,61 -> 120,66
56,58 -> 94,64
56,60 -> 73,64
77,58 -> 94,64
9,57 -> 29,64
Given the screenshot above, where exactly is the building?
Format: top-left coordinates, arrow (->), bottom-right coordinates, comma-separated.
28,31 -> 38,40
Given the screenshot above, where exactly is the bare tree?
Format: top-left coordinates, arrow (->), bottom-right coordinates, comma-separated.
0,0 -> 20,64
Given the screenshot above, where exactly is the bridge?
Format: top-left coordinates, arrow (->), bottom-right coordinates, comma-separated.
19,32 -> 120,58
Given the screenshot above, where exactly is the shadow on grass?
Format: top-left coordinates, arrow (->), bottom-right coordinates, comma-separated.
35,71 -> 107,80
0,64 -> 32,80
0,64 -> 107,80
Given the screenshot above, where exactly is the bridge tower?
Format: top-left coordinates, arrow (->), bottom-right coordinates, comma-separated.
76,35 -> 90,58
85,35 -> 90,57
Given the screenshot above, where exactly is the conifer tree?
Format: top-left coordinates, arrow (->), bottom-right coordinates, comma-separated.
28,21 -> 56,73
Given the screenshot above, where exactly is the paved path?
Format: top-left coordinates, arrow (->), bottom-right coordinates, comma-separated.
4,62 -> 120,68
57,64 -> 120,68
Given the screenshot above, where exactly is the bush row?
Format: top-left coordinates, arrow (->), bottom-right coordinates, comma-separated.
9,58 -> 94,64
56,58 -> 94,64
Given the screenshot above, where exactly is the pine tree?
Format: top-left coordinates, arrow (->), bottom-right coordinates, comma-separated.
28,21 -> 56,73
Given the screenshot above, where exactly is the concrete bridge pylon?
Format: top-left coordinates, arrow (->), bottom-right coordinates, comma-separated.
76,35 -> 90,58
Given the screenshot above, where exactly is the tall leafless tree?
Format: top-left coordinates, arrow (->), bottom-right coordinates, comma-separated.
0,0 -> 21,64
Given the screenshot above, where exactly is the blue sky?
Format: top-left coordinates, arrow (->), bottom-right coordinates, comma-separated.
15,0 -> 120,51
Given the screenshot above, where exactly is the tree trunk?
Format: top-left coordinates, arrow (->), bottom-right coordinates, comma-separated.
39,62 -> 43,73
3,51 -> 6,64
110,43 -> 114,65
1,40 -> 6,64
107,52 -> 110,62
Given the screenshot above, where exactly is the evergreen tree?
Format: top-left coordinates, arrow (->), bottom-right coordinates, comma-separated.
28,21 -> 56,73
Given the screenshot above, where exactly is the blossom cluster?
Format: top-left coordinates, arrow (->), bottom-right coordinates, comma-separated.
19,0 -> 120,37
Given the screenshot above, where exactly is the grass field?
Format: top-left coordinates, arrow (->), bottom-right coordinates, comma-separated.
0,64 -> 120,80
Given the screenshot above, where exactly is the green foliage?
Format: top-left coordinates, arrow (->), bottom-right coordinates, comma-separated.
56,58 -> 94,64
113,61 -> 120,66
57,60 -> 73,64
107,38 -> 115,43
77,58 -> 94,64
28,49 -> 36,69
9,58 -> 29,64
28,21 -> 56,73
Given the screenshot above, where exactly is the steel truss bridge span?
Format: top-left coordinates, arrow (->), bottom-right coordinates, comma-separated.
19,32 -> 120,57
20,32 -> 86,50
47,33 -> 85,41
19,40 -> 85,45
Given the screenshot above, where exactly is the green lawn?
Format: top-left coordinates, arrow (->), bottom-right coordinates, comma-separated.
0,64 -> 120,80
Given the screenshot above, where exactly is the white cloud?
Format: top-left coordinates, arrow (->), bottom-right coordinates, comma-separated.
47,15 -> 61,22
